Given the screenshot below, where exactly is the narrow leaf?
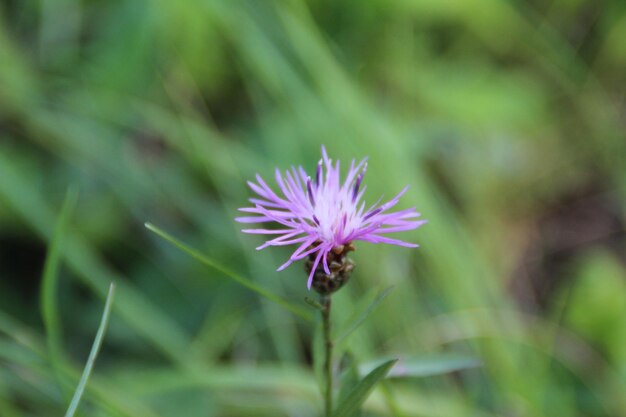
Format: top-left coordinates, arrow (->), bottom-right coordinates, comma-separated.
304,296 -> 324,311
379,382 -> 406,417
331,359 -> 397,417
40,187 -> 78,395
65,283 -> 115,417
337,351 -> 361,417
336,286 -> 393,345
359,355 -> 481,379
145,223 -> 312,321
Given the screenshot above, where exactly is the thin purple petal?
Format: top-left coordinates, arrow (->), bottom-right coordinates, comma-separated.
307,250 -> 324,289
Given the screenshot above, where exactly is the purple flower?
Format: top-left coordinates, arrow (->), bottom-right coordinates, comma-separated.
236,146 -> 426,289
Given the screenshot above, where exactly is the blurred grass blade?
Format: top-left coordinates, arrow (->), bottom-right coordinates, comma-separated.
359,355 -> 481,379
40,187 -> 78,396
331,359 -> 397,417
0,152 -> 191,361
145,222 -> 312,321
379,382 -> 406,417
65,283 -> 115,417
335,286 -> 393,345
337,351 -> 360,416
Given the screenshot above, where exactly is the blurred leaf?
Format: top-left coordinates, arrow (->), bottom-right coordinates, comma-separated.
305,296 -> 324,311
331,359 -> 396,417
560,252 -> 626,364
337,351 -> 361,417
378,382 -> 406,417
145,222 -> 313,321
335,286 -> 393,345
0,20 -> 39,112
40,187 -> 78,398
359,354 -> 481,379
65,283 -> 115,417
0,151 -> 192,361
0,309 -> 161,417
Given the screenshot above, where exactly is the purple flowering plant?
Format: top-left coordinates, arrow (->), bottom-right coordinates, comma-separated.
236,146 -> 426,290
236,146 -> 425,416
144,149 -> 483,417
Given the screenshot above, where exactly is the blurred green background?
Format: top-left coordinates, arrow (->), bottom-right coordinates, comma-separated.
1,0 -> 625,416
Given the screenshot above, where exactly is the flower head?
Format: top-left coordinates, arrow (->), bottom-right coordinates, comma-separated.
236,146 -> 426,289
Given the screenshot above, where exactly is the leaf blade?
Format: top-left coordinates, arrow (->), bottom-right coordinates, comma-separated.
331,359 -> 397,417
359,354 -> 481,379
144,222 -> 312,322
337,351 -> 361,417
65,283 -> 116,417
336,286 -> 394,345
40,187 -> 78,396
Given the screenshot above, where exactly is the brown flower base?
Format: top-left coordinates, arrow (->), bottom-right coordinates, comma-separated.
305,243 -> 356,295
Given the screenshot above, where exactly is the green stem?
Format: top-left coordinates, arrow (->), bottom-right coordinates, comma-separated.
321,294 -> 333,416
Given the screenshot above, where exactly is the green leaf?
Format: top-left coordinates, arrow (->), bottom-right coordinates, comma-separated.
379,382 -> 406,417
40,187 -> 78,396
335,286 -> 393,345
65,283 -> 116,417
304,296 -> 324,311
359,354 -> 481,379
145,222 -> 312,322
331,359 -> 397,417
337,351 -> 361,417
